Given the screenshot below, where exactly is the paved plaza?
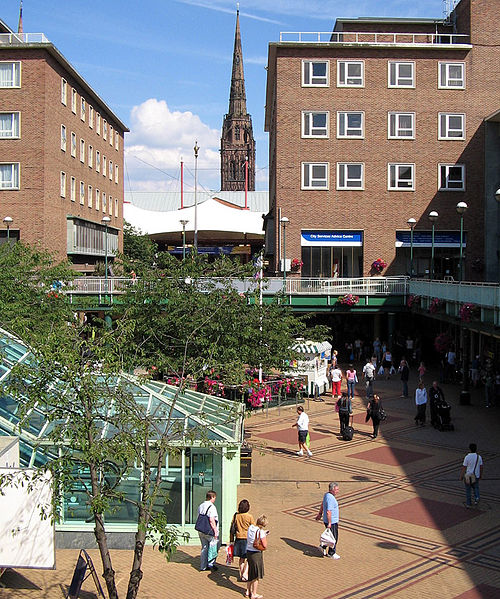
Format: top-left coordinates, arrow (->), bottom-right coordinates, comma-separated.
2,370 -> 499,599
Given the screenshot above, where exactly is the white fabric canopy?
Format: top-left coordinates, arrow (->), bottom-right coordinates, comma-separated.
292,340 -> 332,355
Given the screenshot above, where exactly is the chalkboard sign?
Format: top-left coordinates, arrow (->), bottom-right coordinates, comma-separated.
67,550 -> 104,599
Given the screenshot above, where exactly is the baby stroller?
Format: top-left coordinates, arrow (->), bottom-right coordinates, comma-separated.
434,400 -> 454,431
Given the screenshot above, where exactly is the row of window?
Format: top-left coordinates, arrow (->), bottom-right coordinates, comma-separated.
301,162 -> 466,191
60,125 -> 119,183
302,111 -> 465,140
61,77 -> 120,151
60,171 -> 119,217
302,60 -> 465,89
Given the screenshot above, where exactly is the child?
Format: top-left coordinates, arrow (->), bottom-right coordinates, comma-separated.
417,361 -> 426,381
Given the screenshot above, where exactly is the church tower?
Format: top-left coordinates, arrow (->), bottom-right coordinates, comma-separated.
220,10 -> 255,191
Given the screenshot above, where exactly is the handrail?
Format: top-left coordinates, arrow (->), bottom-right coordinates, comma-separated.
279,31 -> 470,46
0,33 -> 50,44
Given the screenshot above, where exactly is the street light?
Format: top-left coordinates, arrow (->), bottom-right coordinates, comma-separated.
407,218 -> 417,277
102,216 -> 111,295
180,219 -> 189,260
3,216 -> 13,242
193,141 -> 199,251
456,202 -> 468,282
280,216 -> 289,284
428,211 -> 439,280
496,189 -> 500,282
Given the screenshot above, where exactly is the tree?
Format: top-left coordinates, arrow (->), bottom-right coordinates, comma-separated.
121,221 -> 158,275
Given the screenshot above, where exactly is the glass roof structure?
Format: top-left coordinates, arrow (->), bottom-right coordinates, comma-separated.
0,328 -> 244,467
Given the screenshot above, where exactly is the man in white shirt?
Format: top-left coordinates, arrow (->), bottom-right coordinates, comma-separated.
460,443 -> 483,508
197,491 -> 219,571
292,405 -> 312,457
363,360 -> 376,399
330,366 -> 343,400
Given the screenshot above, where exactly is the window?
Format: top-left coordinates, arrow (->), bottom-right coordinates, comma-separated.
114,197 -> 118,217
71,132 -> 76,157
114,133 -> 119,151
388,112 -> 415,138
109,126 -> 113,146
70,177 -> 76,202
60,171 -> 66,197
103,156 -> 107,177
337,112 -> 364,138
96,113 -> 101,135
302,111 -> 329,138
388,163 -> 415,190
61,125 -> 67,151
114,164 -> 119,184
80,98 -> 86,121
71,88 -> 77,113
96,150 -> 101,173
89,106 -> 94,129
80,181 -> 85,205
109,196 -> 113,215
0,163 -> 20,189
109,160 -> 113,180
102,192 -> 107,213
302,162 -> 329,189
61,78 -> 67,105
88,145 -> 93,168
439,113 -> 465,139
95,189 -> 100,210
388,61 -> 414,87
103,120 -> 108,141
80,139 -> 85,163
0,112 -> 20,138
439,164 -> 465,190
337,163 -> 364,189
439,62 -> 465,89
337,61 -> 364,87
88,185 -> 93,208
0,61 -> 21,88
302,60 -> 329,86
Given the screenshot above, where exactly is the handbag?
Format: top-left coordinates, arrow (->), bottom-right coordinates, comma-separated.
253,529 -> 266,551
229,513 -> 238,540
379,408 -> 387,421
320,527 -> 336,547
208,537 -> 218,562
195,504 -> 214,536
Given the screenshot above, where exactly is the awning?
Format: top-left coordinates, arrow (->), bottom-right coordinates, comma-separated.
395,230 -> 466,248
292,340 -> 332,355
301,231 -> 363,247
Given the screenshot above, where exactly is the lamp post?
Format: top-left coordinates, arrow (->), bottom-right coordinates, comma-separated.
193,141 -> 199,251
180,219 -> 189,260
102,216 -> 111,296
407,217 -> 416,277
428,211 -> 439,280
3,216 -> 13,242
280,216 -> 289,286
456,202 -> 468,282
496,188 -> 500,283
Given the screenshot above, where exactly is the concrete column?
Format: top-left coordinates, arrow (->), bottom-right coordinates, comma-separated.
387,313 -> 396,350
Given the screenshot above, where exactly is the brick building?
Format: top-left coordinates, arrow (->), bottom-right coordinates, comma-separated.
0,18 -> 128,272
264,0 -> 500,281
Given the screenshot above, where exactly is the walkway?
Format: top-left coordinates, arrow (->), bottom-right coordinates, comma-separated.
2,370 -> 500,599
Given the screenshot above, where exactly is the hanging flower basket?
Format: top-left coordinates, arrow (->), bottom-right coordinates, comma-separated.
291,258 -> 303,271
459,303 -> 478,322
407,294 -> 421,308
337,293 -> 360,306
429,297 -> 444,314
371,258 -> 387,273
434,332 -> 453,353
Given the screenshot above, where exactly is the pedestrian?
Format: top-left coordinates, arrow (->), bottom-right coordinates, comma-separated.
197,490 -> 219,571
355,337 -> 363,361
398,358 -> 410,398
470,355 -> 480,388
345,364 -> 357,400
336,393 -> 352,435
246,514 -> 269,599
373,337 -> 381,362
366,394 -> 384,439
363,358 -> 376,399
405,336 -> 414,364
292,405 -> 312,457
382,348 -> 393,379
460,443 -> 483,508
331,349 -> 338,368
331,363 -> 343,400
446,347 -> 456,383
428,380 -> 445,428
483,360 -> 494,408
417,361 -> 426,381
414,381 -> 428,426
230,499 -> 255,582
315,482 -> 340,559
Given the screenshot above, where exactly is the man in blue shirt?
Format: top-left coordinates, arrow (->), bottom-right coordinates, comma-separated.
315,482 -> 340,559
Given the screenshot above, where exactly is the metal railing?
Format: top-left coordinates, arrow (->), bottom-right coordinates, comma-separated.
409,279 -> 500,309
0,33 -> 50,45
282,276 -> 408,295
279,31 -> 470,46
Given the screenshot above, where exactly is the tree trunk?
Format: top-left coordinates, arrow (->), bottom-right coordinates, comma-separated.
126,530 -> 146,599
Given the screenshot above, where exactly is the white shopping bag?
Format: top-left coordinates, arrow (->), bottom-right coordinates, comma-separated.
378,365 -> 385,375
320,527 -> 336,547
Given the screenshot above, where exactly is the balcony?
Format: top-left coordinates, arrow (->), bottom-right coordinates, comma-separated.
278,31 -> 471,48
0,33 -> 50,45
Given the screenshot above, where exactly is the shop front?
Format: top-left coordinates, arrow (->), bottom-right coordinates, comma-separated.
301,230 -> 363,278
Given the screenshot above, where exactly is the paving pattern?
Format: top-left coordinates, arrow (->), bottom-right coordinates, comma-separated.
1,370 -> 499,598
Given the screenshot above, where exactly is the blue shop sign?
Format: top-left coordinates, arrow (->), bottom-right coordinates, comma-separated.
395,231 -> 465,248
301,230 -> 363,247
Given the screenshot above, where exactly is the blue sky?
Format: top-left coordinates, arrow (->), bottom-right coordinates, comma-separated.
3,0 -> 445,193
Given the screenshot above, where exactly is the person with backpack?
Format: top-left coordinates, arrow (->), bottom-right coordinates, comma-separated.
460,443 -> 483,508
366,394 -> 384,439
336,393 -> 352,436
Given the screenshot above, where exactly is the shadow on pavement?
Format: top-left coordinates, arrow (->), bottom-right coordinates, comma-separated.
280,536 -> 324,558
0,569 -> 41,590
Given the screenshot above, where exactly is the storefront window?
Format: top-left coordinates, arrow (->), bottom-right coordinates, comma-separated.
302,246 -> 363,278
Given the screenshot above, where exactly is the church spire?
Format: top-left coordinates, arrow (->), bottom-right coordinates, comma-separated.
220,9 -> 256,192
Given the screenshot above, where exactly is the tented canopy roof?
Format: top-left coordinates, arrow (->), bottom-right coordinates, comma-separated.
292,340 -> 332,356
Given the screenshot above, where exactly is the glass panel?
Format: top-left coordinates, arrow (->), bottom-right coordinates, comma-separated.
301,247 -> 311,277
321,247 -> 332,278
311,247 -> 321,277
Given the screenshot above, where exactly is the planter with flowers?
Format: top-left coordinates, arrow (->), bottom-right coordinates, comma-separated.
291,258 -> 303,272
371,258 -> 387,274
429,297 -> 444,314
459,303 -> 478,322
337,293 -> 360,307
407,294 -> 421,309
434,332 -> 453,353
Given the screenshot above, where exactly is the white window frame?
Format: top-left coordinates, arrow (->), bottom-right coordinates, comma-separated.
337,162 -> 364,190
103,156 -> 107,177
61,125 -> 67,151
115,133 -> 119,151
0,61 -> 21,88
96,113 -> 101,135
301,162 -> 329,190
95,189 -> 100,211
0,112 -> 21,138
302,111 -> 329,138
302,60 -> 329,87
80,139 -> 85,163
80,181 -> 85,205
102,192 -> 107,213
71,132 -> 76,157
80,98 -> 86,122
0,163 -> 20,189
96,150 -> 101,173
388,112 -> 415,139
88,145 -> 93,168
103,119 -> 108,141
88,184 -> 93,208
61,78 -> 67,105
70,176 -> 76,202
114,197 -> 118,217
388,61 -> 415,88
337,111 -> 364,138
439,62 -> 465,89
60,171 -> 66,198
109,125 -> 113,146
89,106 -> 94,129
109,195 -> 113,215
388,163 -> 415,191
337,60 -> 364,87
109,160 -> 113,180
114,164 -> 119,184
71,88 -> 77,113
438,113 -> 465,140
439,163 -> 465,191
